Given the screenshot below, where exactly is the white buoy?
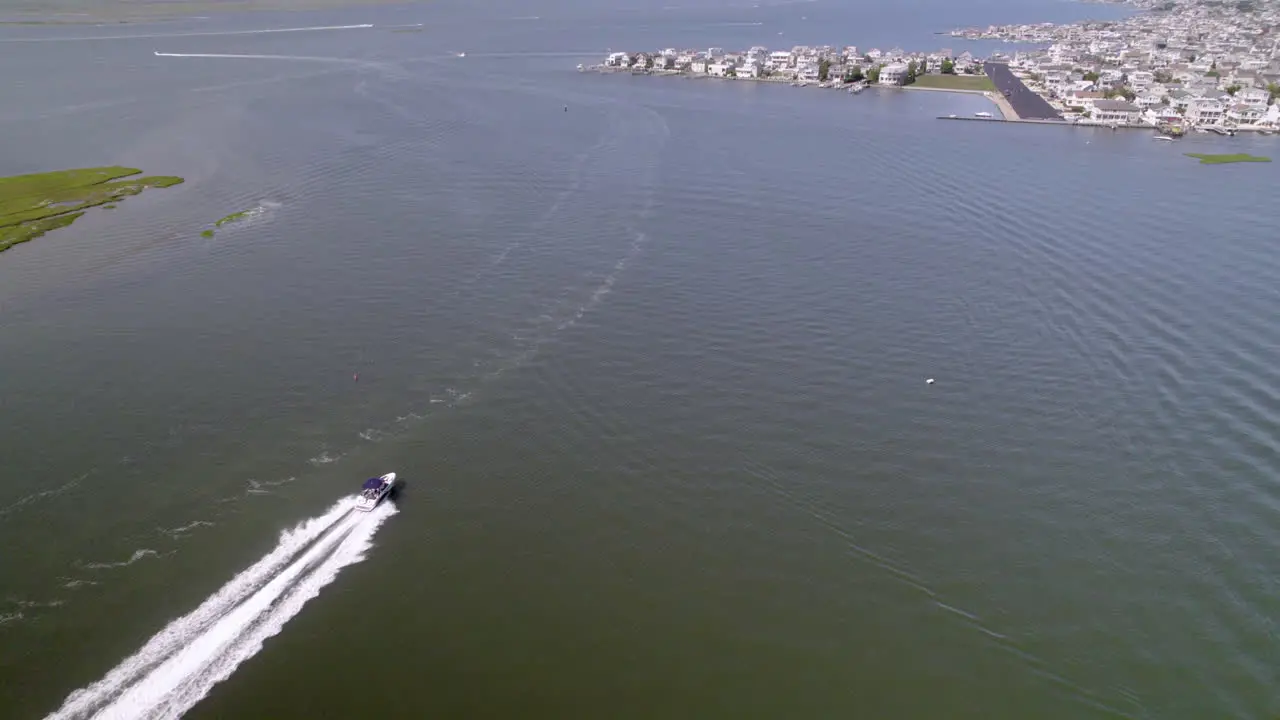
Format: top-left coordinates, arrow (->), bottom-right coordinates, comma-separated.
926,378 -> 935,385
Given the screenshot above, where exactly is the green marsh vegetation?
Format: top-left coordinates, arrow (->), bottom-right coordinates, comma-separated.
200,208 -> 256,238
1184,153 -> 1272,165
0,167 -> 182,254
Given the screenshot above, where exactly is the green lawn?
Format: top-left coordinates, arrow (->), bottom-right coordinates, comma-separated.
0,167 -> 183,254
1184,153 -> 1272,165
910,74 -> 996,91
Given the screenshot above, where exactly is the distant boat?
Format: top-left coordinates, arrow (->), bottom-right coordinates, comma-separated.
577,63 -> 584,71
974,111 -> 993,118
1153,135 -> 1174,141
456,52 -> 466,58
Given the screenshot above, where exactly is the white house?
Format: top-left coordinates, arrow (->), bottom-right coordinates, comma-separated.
690,59 -> 708,74
768,51 -> 793,71
1066,90 -> 1105,109
1136,91 -> 1166,109
606,52 -> 630,67
1237,87 -> 1269,108
1167,90 -> 1195,112
738,59 -> 762,78
1188,98 -> 1226,125
1151,107 -> 1184,125
797,62 -> 820,82
708,62 -> 732,77
1227,103 -> 1263,124
1091,99 -> 1141,124
1128,70 -> 1155,90
1259,104 -> 1280,128
878,62 -> 909,85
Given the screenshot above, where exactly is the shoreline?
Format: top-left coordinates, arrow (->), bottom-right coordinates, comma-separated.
584,66 -> 1017,118
586,66 -> 1280,134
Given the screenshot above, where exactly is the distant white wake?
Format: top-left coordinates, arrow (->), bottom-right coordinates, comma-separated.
0,24 -> 374,43
45,499 -> 397,720
154,52 -> 361,63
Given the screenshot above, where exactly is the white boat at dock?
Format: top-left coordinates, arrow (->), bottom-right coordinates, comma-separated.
974,111 -> 993,118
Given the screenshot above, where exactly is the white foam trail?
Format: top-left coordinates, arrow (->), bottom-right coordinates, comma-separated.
158,521 -> 214,538
80,549 -> 162,571
154,52 -> 359,63
0,24 -> 373,43
44,499 -> 382,720
0,474 -> 84,519
98,504 -> 396,719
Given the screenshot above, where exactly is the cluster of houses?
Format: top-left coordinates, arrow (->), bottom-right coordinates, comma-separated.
602,46 -> 984,85
950,0 -> 1280,129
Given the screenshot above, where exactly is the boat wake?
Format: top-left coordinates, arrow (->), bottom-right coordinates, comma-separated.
44,498 -> 396,720
0,24 -> 374,44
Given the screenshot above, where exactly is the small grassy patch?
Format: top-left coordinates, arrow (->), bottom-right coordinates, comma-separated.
1184,153 -> 1272,165
215,210 -> 252,227
0,167 -> 183,254
201,208 -> 257,237
911,74 -> 996,91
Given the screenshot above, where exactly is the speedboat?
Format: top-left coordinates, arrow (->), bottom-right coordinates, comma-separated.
974,111 -> 992,118
356,472 -> 397,511
1153,135 -> 1174,141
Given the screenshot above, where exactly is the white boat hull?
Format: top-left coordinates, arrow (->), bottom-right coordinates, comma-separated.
355,472 -> 397,511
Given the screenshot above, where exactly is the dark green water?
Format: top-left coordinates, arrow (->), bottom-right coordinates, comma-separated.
2,1 -> 1279,718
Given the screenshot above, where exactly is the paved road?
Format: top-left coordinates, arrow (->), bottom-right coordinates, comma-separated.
983,62 -> 1061,120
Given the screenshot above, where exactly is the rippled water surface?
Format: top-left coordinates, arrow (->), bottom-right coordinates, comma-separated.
2,0 -> 1278,718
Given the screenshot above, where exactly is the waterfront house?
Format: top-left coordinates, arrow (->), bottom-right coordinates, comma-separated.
738,58 -> 763,78
690,59 -> 708,74
879,63 -> 909,85
606,52 -> 630,67
1066,90 -> 1104,109
797,62 -> 820,82
1152,107 -> 1183,125
1237,87 -> 1269,107
708,62 -> 732,77
1136,90 -> 1166,108
768,51 -> 793,71
1227,103 -> 1263,125
1259,104 -> 1280,129
1188,98 -> 1226,125
1167,89 -> 1195,111
1091,99 -> 1141,123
